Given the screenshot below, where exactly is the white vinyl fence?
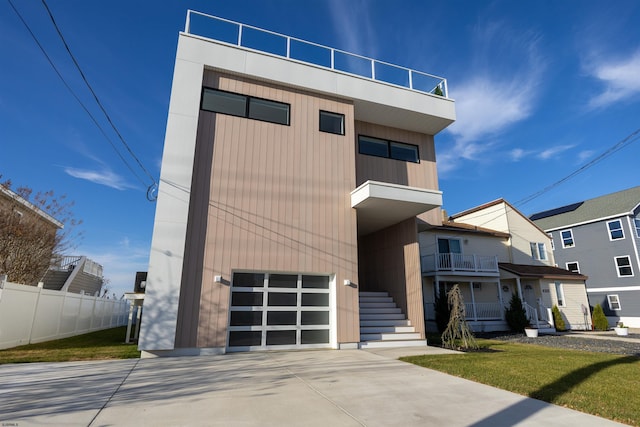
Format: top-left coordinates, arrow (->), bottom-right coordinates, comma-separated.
0,280 -> 129,350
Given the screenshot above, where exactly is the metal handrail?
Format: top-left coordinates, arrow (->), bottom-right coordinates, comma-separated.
184,10 -> 449,98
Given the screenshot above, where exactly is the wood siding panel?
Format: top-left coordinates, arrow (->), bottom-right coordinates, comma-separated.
178,71 -> 359,348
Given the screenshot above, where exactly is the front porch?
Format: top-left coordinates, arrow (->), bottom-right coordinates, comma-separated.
423,278 -> 554,333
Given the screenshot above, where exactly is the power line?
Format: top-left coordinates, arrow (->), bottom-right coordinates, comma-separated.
6,0 -> 148,190
40,0 -> 158,200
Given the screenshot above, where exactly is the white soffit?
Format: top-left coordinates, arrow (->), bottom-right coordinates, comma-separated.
351,181 -> 442,235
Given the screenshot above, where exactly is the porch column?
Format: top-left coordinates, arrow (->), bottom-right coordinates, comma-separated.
516,277 -> 523,300
497,281 -> 505,320
469,282 -> 478,321
434,276 -> 440,297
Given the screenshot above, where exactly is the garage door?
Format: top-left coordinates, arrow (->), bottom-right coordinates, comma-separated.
227,272 -> 332,351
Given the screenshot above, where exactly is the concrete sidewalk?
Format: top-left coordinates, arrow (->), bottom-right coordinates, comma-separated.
0,346 -> 627,427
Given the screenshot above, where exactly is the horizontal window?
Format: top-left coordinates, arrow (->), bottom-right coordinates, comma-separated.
319,110 -> 345,135
358,135 -> 419,163
201,88 -> 290,125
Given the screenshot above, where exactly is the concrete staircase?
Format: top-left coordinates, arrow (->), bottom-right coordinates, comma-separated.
359,291 -> 427,349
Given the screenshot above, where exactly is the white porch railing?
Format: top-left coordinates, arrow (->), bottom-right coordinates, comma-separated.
184,10 -> 449,97
421,253 -> 499,274
425,302 -> 503,321
50,256 -> 103,278
524,301 -> 540,329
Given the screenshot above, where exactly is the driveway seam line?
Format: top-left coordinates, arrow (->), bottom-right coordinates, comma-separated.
87,359 -> 140,427
268,353 -> 367,426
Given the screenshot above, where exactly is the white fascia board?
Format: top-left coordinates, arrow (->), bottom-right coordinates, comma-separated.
543,213 -> 631,232
179,34 -> 455,135
587,286 -> 640,292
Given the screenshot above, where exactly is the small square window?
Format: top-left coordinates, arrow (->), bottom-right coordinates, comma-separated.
607,294 -> 621,311
319,111 -> 345,135
566,262 -> 580,273
615,256 -> 634,277
607,220 -> 624,240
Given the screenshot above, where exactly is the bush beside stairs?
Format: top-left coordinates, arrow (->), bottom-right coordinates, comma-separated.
359,291 -> 427,349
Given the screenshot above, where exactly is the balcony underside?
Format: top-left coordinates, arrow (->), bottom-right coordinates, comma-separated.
351,180 -> 442,236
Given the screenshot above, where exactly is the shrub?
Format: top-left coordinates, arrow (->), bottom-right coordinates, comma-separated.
505,294 -> 529,333
434,291 -> 451,333
552,305 -> 566,331
592,304 -> 609,331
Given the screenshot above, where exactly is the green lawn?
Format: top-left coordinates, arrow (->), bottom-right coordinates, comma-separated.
402,339 -> 639,426
0,326 -> 140,364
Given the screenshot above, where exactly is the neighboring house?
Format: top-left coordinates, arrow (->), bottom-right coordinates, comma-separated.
1,186 -> 104,295
531,186 -> 640,327
419,199 -> 591,332
138,12 -> 455,356
42,255 -> 105,296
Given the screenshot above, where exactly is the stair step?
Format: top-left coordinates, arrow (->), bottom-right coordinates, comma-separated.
360,319 -> 411,327
360,332 -> 422,341
358,297 -> 394,304
359,339 -> 427,349
359,307 -> 402,314
360,313 -> 406,320
359,301 -> 396,308
360,326 -> 415,334
359,292 -> 389,297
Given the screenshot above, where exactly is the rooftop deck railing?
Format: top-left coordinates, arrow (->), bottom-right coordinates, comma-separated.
185,10 -> 449,98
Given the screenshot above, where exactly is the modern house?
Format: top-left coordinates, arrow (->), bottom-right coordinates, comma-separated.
531,186 -> 640,327
420,199 -> 591,332
138,11 -> 455,356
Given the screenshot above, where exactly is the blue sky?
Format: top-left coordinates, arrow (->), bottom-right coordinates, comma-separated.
2,1 -> 639,296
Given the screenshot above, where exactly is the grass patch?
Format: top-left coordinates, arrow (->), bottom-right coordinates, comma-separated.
402,339 -> 639,426
0,326 -> 140,364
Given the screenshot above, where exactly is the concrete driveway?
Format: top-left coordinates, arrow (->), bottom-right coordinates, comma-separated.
0,346 -> 627,426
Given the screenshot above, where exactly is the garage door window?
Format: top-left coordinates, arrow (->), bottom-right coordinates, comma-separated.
228,272 -> 332,351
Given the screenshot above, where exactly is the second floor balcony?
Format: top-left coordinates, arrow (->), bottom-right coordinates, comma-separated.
421,253 -> 499,275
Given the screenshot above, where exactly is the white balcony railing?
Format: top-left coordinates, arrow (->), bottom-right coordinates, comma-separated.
425,302 -> 503,321
421,253 -> 499,274
184,10 -> 449,98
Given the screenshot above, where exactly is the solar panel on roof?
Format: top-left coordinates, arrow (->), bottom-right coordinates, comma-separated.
530,201 -> 584,221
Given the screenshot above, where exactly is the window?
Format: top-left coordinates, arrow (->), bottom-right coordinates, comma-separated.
438,238 -> 462,254
615,256 -> 634,277
635,216 -> 640,238
566,262 -> 580,273
607,220 -> 624,240
319,110 -> 344,135
560,229 -> 574,248
607,294 -> 621,311
358,135 -> 419,163
201,88 -> 290,125
530,242 -> 547,260
554,282 -> 565,307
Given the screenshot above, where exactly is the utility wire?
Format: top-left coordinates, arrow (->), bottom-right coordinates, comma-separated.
40,0 -> 158,195
458,126 -> 640,230
6,0 -> 148,190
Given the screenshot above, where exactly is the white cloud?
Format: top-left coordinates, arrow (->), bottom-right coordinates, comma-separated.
64,167 -> 132,190
537,144 -> 575,160
327,0 -> 376,56
510,148 -> 534,161
587,50 -> 640,108
577,150 -> 595,163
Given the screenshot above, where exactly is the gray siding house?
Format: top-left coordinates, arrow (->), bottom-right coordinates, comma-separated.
531,186 -> 640,327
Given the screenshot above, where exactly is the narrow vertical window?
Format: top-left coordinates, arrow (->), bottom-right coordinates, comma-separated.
561,229 -> 574,248
607,220 -> 624,240
554,282 -> 565,307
